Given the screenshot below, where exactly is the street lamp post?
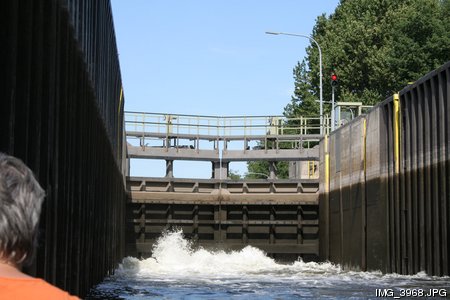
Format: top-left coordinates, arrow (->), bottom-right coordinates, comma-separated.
265,31 -> 324,135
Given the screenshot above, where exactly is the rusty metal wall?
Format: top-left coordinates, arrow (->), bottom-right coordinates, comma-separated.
0,0 -> 126,297
319,61 -> 450,276
126,177 -> 320,260
127,202 -> 319,261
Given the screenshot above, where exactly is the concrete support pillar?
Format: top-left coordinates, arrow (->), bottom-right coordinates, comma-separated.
300,161 -> 307,179
165,160 -> 174,178
269,161 -> 277,179
289,161 -> 298,179
212,161 -> 228,179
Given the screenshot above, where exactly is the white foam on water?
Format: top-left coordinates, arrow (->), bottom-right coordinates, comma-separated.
117,230 -> 346,280
115,229 -> 445,286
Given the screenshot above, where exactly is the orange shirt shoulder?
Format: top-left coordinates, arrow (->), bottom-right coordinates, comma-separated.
0,277 -> 79,300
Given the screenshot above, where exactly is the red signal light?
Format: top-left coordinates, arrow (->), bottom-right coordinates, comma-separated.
331,73 -> 338,86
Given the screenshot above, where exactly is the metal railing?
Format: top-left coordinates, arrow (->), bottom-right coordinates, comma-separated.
125,111 -> 330,138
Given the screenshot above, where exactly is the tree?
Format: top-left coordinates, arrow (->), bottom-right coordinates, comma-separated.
287,0 -> 450,113
284,61 -> 320,118
246,161 -> 289,179
228,169 -> 242,180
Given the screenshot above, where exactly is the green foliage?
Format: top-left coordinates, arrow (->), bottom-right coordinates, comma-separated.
276,161 -> 289,179
285,0 -> 450,115
284,61 -> 320,118
246,161 -> 289,179
228,169 -> 242,180
246,161 -> 270,179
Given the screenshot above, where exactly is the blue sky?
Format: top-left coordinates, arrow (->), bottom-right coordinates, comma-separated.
111,0 -> 340,178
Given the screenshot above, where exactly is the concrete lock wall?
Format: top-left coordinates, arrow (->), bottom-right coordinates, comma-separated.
319,61 -> 450,276
1,0 -> 126,297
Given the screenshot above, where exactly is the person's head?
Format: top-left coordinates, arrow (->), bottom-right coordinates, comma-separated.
0,153 -> 45,267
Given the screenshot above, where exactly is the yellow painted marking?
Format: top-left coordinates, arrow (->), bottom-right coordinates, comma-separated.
393,93 -> 400,174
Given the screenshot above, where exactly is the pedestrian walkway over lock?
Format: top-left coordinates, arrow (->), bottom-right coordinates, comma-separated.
125,112 -> 328,163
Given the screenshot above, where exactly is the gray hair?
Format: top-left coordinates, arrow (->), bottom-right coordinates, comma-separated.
0,153 -> 45,266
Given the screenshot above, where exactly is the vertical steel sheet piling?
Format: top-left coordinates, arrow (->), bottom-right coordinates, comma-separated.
1,0 -> 126,297
319,61 -> 450,276
397,65 -> 450,276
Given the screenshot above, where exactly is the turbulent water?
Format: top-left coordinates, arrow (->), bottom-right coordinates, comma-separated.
87,230 -> 449,299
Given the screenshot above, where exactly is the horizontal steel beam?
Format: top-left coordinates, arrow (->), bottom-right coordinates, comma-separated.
128,177 -> 319,190
127,145 -> 319,161
130,219 -> 319,226
129,191 -> 318,205
128,145 -> 218,161
126,131 -> 322,141
128,176 -> 319,184
222,149 -> 319,161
